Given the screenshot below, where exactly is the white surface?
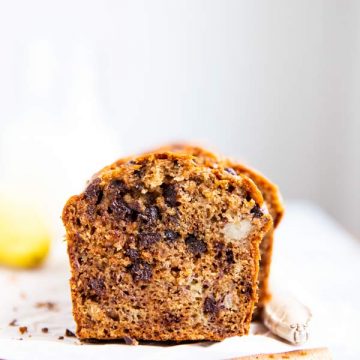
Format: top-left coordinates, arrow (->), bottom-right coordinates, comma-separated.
0,201 -> 359,359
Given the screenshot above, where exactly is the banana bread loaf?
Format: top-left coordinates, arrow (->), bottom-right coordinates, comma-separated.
62,152 -> 272,341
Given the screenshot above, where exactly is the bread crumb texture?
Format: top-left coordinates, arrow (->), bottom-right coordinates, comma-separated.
62,152 -> 272,341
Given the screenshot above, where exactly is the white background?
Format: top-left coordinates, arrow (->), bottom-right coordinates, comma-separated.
0,0 -> 359,239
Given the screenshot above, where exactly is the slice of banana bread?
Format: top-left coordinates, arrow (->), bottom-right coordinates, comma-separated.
141,144 -> 284,315
62,152 -> 272,341
224,160 -> 283,315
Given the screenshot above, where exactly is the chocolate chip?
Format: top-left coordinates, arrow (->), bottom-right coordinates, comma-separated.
185,235 -> 207,256
241,284 -> 253,296
161,183 -> 178,207
163,313 -> 181,325
88,278 -> 105,297
65,329 -> 76,337
140,206 -> 160,224
84,178 -> 103,205
147,206 -> 160,221
96,192 -> 103,205
246,193 -> 252,202
129,211 -> 139,222
137,232 -> 161,249
228,184 -> 235,192
250,204 -> 263,218
164,230 -> 180,242
125,248 -> 139,260
214,242 -> 224,260
146,191 -> 159,205
225,249 -> 235,264
128,260 -> 152,282
41,327 -> 49,333
86,204 -> 97,219
109,179 -> 127,194
203,297 -> 219,315
225,167 -> 237,176
110,197 -> 133,221
108,187 -> 140,221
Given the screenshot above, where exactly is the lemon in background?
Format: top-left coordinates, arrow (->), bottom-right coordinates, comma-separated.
0,195 -> 51,268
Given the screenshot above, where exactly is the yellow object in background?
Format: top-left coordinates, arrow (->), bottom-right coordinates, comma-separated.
0,195 -> 51,268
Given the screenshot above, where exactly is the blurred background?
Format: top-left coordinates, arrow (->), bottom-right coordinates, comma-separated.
0,0 -> 359,242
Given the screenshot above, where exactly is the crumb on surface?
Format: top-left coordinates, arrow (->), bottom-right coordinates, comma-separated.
58,336 -> 64,340
65,329 -> 76,337
41,327 -> 49,333
35,301 -> 58,311
123,336 -> 139,345
19,326 -> 27,334
9,319 -> 18,326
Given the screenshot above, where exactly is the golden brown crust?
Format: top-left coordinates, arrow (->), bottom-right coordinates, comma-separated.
63,152 -> 272,341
